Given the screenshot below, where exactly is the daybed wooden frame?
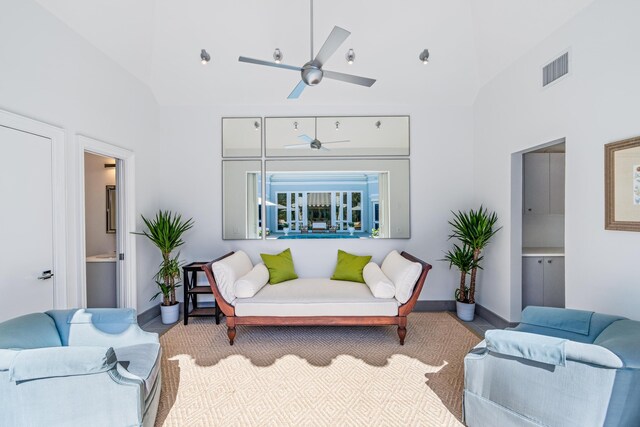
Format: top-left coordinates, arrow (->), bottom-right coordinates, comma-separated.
202,251 -> 432,345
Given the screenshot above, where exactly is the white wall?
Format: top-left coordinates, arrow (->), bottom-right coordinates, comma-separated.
84,153 -> 116,256
0,0 -> 159,309
146,104 -> 475,313
473,0 -> 640,321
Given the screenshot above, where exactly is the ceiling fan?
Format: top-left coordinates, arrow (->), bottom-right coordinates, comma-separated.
238,0 -> 376,99
285,134 -> 350,151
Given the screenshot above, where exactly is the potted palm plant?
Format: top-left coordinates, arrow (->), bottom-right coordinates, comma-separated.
136,210 -> 194,324
445,206 -> 501,321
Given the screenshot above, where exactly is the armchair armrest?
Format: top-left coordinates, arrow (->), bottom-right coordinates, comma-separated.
9,346 -> 116,382
485,330 -> 623,368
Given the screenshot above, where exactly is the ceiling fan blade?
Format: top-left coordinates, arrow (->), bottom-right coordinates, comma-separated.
319,146 -> 330,151
238,56 -> 302,72
319,140 -> 350,144
313,26 -> 350,67
287,80 -> 307,99
323,70 -> 376,87
298,134 -> 314,143
284,143 -> 313,149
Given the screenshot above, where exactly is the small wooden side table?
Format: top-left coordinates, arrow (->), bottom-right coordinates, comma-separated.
183,262 -> 221,325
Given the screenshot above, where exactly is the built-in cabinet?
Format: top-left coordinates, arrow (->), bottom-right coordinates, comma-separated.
522,253 -> 565,308
522,145 -> 565,310
523,153 -> 565,214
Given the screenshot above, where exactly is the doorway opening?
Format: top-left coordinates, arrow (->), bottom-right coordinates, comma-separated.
514,139 -> 566,315
84,152 -> 118,308
78,136 -> 136,310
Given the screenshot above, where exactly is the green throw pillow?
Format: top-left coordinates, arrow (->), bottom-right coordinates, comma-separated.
331,249 -> 372,283
260,248 -> 298,284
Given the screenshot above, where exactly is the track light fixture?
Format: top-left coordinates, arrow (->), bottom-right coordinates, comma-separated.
273,48 -> 283,64
345,48 -> 355,64
419,49 -> 429,64
200,49 -> 211,64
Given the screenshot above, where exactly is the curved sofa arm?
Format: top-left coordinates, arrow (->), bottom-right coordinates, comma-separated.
485,330 -> 623,368
9,346 -> 116,382
202,252 -> 237,317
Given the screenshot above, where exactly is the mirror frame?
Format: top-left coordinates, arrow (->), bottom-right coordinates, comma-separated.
222,117 -> 263,158
264,115 -> 410,158
106,185 -> 116,234
264,159 -> 411,239
222,160 -> 263,240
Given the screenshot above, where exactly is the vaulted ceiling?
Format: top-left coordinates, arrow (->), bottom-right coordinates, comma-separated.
35,0 -> 595,106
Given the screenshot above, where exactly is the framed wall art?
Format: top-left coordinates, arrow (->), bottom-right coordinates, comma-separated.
605,136 -> 640,231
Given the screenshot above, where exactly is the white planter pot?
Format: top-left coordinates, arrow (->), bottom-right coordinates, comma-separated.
160,303 -> 180,324
283,227 -> 290,236
456,301 -> 476,322
348,226 -> 355,235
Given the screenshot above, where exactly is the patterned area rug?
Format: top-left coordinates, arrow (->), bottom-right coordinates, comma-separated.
156,312 -> 481,426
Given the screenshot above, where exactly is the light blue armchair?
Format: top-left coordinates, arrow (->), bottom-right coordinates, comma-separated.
464,306 -> 640,427
0,308 -> 161,427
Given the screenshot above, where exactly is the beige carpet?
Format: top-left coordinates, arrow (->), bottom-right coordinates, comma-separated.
156,312 -> 481,426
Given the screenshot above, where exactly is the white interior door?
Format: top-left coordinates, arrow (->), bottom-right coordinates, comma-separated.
0,125 -> 55,321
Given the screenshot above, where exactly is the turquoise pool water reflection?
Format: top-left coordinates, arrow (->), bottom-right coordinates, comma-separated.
277,233 -> 362,239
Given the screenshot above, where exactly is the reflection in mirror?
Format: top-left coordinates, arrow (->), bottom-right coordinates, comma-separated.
222,117 -> 262,157
222,161 -> 262,239
264,159 -> 409,239
106,185 -> 116,234
265,116 -> 409,157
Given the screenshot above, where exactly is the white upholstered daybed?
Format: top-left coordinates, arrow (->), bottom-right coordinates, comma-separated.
202,250 -> 432,345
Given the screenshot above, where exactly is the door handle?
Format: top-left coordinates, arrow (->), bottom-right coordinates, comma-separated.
38,270 -> 54,280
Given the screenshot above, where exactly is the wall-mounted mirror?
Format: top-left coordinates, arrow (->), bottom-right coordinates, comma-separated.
222,117 -> 262,157
265,116 -> 409,157
264,159 -> 410,239
222,160 -> 262,239
106,185 -> 116,233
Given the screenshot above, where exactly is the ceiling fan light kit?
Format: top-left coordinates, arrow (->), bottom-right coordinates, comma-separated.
238,0 -> 376,99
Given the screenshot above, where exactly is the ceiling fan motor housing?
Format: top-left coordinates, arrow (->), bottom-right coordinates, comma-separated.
302,62 -> 323,85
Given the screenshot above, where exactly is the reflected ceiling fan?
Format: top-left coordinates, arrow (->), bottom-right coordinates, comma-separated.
284,118 -> 349,151
285,134 -> 350,151
238,0 -> 376,99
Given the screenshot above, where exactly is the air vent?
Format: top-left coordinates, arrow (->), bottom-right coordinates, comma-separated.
542,52 -> 569,87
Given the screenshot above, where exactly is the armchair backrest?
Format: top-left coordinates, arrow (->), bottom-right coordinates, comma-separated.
0,313 -> 62,349
513,306 -> 626,343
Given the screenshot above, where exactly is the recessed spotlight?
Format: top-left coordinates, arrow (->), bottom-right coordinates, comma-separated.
200,49 -> 211,64
419,49 -> 429,64
273,48 -> 283,64
345,48 -> 355,65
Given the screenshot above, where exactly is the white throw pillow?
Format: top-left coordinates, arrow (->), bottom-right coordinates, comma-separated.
234,263 -> 269,298
362,262 -> 396,298
381,250 -> 422,304
211,250 -> 253,304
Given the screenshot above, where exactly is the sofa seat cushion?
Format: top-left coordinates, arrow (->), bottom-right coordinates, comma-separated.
114,343 -> 161,398
234,278 -> 399,317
